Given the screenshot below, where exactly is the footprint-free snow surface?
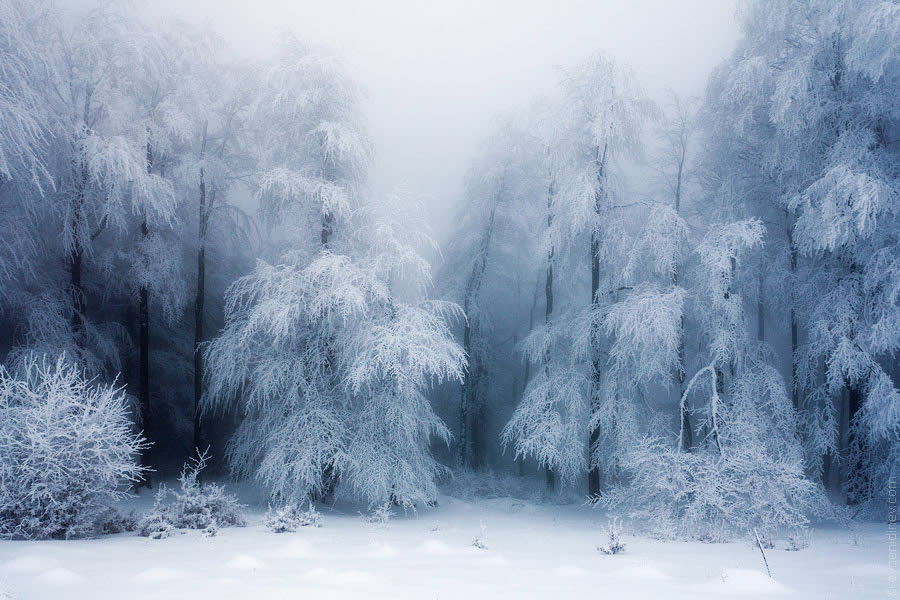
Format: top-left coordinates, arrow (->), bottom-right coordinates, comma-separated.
0,495 -> 890,599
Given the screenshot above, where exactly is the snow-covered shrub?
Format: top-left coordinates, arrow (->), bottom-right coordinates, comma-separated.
96,508 -> 138,535
0,355 -> 147,539
362,502 -> 394,525
471,520 -> 488,550
596,517 -> 626,555
785,530 -> 810,552
264,504 -> 322,533
137,450 -> 245,537
600,367 -> 829,541
137,487 -> 174,539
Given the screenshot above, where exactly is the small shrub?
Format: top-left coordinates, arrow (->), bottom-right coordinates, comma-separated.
756,532 -> 775,550
96,508 -> 138,535
137,450 -> 245,538
137,485 -> 174,539
471,520 -> 487,550
264,504 -> 321,533
362,502 -> 394,525
0,355 -> 148,539
785,530 -> 810,551
597,517 -> 626,555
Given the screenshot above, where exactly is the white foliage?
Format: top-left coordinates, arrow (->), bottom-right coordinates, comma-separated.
137,449 -> 245,537
0,354 -> 147,539
603,366 -> 826,541
604,285 -> 686,386
205,195 -> 464,508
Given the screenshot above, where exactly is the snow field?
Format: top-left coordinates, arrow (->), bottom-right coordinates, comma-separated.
0,495 -> 890,599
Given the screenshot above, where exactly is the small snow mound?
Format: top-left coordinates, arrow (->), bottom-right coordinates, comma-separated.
617,565 -> 666,580
226,554 -> 266,570
839,563 -> 894,577
368,541 -> 398,558
710,568 -> 784,595
133,567 -> 181,583
553,565 -> 586,577
482,554 -> 512,566
273,539 -> 316,559
421,539 -> 453,555
1,555 -> 54,574
38,567 -> 83,585
304,567 -> 377,586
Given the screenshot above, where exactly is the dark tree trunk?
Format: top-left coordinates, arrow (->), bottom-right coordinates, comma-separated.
588,234 -> 602,496
847,383 -> 866,504
70,224 -> 85,344
458,203 -> 497,468
588,142 -> 608,497
757,256 -> 765,342
787,219 -> 799,410
673,157 -> 691,452
138,141 -> 153,487
193,122 -> 209,455
70,92 -> 92,346
544,179 -> 556,491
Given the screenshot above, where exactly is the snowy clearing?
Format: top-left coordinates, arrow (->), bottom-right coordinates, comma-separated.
0,494 -> 889,599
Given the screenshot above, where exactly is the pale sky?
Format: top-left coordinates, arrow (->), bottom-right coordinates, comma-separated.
139,0 -> 741,237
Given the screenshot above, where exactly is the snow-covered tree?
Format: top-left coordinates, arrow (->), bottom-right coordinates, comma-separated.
706,0 -> 900,510
442,120 -> 546,469
205,195 -> 464,507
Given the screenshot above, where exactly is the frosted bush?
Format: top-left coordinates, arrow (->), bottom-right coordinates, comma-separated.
137,450 -> 245,537
596,517 -> 626,555
96,508 -> 139,535
0,354 -> 147,539
786,530 -> 810,551
264,504 -> 322,533
600,368 -> 831,541
471,520 -> 488,550
362,502 -> 394,525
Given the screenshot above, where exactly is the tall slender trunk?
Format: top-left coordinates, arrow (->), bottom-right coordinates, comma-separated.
70,163 -> 87,345
318,197 -> 340,499
193,122 -> 209,454
588,142 -> 608,497
673,152 -> 691,451
138,140 -> 152,487
847,385 -> 865,497
71,91 -> 92,346
787,220 -> 799,410
458,198 -> 499,468
544,178 -> 556,491
757,255 -> 765,342
516,282 -> 540,477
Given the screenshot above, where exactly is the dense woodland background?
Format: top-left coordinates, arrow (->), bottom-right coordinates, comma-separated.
0,0 -> 898,542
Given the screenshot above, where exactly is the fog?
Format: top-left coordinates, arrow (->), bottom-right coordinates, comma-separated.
142,0 -> 741,239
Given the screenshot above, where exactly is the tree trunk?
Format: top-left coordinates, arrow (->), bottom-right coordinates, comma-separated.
588,142 -> 608,497
847,383 -> 866,504
458,319 -> 474,467
673,156 -> 691,452
458,203 -> 497,468
787,219 -> 799,410
588,234 -> 602,496
70,160 -> 89,345
757,255 -> 765,342
193,122 -> 209,454
138,141 -> 153,487
517,281 -> 540,476
544,180 -> 556,491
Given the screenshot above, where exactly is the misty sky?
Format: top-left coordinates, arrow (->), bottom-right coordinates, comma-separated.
142,0 -> 741,237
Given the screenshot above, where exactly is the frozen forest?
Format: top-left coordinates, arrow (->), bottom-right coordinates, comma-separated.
0,0 -> 897,598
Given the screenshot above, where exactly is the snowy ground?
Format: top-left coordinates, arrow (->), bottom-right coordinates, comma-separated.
0,491 -> 892,599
